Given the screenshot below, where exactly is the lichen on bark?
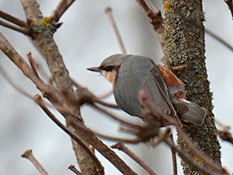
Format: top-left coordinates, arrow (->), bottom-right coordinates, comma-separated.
162,0 -> 221,174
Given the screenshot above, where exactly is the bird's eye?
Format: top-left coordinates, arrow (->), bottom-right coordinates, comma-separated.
102,66 -> 114,71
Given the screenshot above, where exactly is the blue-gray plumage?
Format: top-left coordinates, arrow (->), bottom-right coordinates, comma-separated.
112,55 -> 174,118
87,54 -> 206,126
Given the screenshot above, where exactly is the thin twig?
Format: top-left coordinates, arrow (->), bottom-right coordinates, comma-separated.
71,78 -> 82,88
94,131 -> 142,144
150,127 -> 171,147
27,52 -> 39,78
224,0 -> 233,19
177,127 -> 226,174
0,31 -> 58,98
50,0 -> 75,22
0,10 -> 27,27
215,119 -> 231,131
21,149 -> 49,175
34,95 -> 103,170
68,164 -> 82,175
0,19 -> 29,35
140,90 -> 229,175
136,0 -> 165,52
169,133 -> 177,175
218,130 -> 233,145
105,7 -> 127,54
68,116 -> 137,175
94,98 -> 119,109
91,103 -> 142,128
206,29 -> 233,52
97,90 -> 113,99
164,139 -> 219,175
112,142 -> 158,175
0,64 -> 34,99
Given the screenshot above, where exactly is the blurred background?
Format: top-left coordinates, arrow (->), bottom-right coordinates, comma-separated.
0,0 -> 233,174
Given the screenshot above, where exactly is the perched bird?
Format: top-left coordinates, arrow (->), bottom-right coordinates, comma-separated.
87,54 -> 206,126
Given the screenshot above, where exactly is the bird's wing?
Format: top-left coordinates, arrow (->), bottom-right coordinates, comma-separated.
149,63 -> 177,116
114,56 -> 176,119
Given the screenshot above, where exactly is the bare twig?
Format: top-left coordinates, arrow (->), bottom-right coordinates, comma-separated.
68,164 -> 82,175
0,10 -> 27,27
164,139 -> 219,175
224,0 -> 233,19
140,90 -> 229,175
0,64 -> 34,99
94,131 -> 142,144
68,117 -> 137,175
70,78 -> 82,88
91,103 -> 142,128
169,133 -> 177,175
94,98 -> 119,109
97,90 -> 113,99
150,127 -> 171,147
21,149 -> 49,175
35,94 -> 138,175
105,7 -> 127,54
218,130 -> 233,145
215,119 -> 233,144
34,95 -> 103,170
27,52 -> 39,78
136,0 -> 165,52
215,119 -> 231,131
112,142 -> 158,175
50,0 -> 75,22
19,1 -> 99,172
21,0 -> 74,97
176,127 -> 226,174
0,19 -> 29,35
1,12 -> 137,175
0,31 -> 58,99
206,29 -> 233,52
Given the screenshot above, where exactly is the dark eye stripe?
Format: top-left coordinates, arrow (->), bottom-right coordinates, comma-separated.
102,66 -> 114,71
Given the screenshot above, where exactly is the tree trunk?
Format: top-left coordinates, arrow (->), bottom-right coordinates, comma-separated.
163,0 -> 221,174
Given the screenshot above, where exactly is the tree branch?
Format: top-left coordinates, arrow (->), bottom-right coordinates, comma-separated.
136,0 -> 165,52
50,0 -> 75,22
68,164 -> 82,175
20,1 -> 100,174
34,95 -> 103,172
112,142 -> 158,175
21,150 -> 49,175
105,7 -> 127,54
0,19 -> 29,35
162,0 -> 221,174
206,29 -> 233,52
0,10 -> 27,27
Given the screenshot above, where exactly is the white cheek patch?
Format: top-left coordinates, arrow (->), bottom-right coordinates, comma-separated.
101,70 -> 108,79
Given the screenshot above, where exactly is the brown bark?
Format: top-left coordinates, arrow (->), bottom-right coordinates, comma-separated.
163,0 -> 221,174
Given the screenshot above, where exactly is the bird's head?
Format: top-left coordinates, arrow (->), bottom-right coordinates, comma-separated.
87,54 -> 127,84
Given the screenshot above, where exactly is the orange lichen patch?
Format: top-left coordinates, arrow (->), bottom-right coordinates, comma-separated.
164,1 -> 171,12
157,64 -> 184,89
194,155 -> 205,164
174,90 -> 186,99
102,70 -> 117,85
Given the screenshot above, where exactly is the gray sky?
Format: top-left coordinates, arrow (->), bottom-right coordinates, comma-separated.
0,0 -> 233,174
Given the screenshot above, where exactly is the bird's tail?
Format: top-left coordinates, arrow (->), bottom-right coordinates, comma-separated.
172,99 -> 207,126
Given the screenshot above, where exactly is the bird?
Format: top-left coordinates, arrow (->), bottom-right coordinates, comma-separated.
87,54 -> 206,126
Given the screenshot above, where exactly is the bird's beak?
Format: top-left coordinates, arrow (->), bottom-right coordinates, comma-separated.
87,66 -> 100,72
